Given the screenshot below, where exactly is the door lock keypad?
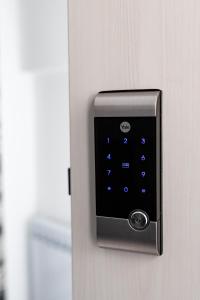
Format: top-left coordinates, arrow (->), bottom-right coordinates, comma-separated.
94,117 -> 157,221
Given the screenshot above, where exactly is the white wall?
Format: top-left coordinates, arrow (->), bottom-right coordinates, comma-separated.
0,0 -> 70,299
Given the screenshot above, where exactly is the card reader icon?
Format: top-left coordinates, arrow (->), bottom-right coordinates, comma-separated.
122,162 -> 130,169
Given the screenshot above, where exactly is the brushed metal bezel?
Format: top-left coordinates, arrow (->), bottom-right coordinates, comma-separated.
97,216 -> 161,255
94,90 -> 160,117
93,90 -> 162,255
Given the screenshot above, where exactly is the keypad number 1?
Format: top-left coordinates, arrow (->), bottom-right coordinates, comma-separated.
106,137 -> 111,144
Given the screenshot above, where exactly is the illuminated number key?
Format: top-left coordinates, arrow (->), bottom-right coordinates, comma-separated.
140,154 -> 146,161
106,153 -> 112,160
122,137 -> 128,144
141,137 -> 146,145
123,186 -> 129,193
106,137 -> 111,144
106,169 -> 112,176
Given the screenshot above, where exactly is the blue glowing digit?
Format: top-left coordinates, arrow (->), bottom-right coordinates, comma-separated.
106,153 -> 112,160
141,171 -> 146,178
141,137 -> 146,145
123,137 -> 128,144
106,137 -> 110,144
106,169 -> 112,176
123,186 -> 129,193
141,154 -> 146,161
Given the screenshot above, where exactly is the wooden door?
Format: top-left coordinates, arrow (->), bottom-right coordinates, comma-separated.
69,1 -> 200,299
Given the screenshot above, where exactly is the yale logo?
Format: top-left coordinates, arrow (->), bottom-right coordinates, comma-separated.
120,121 -> 131,133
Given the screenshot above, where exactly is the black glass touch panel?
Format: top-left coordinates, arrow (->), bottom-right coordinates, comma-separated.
94,117 -> 157,221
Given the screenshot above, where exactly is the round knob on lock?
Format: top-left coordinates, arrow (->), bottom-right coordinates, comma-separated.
129,210 -> 149,231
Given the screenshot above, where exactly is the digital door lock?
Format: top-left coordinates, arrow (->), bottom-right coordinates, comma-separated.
93,90 -> 162,255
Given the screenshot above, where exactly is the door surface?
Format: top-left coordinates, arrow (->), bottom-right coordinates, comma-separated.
69,1 -> 200,299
